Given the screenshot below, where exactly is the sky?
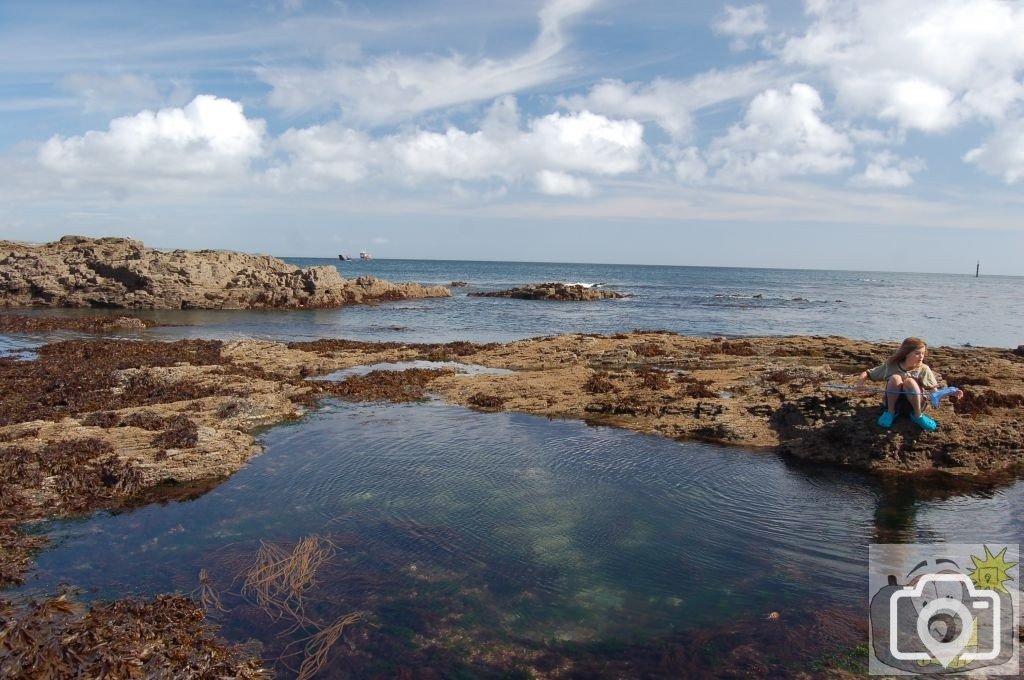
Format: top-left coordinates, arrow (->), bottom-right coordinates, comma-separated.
1,0 -> 1023,274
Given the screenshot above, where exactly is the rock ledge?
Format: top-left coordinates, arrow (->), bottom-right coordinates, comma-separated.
0,235 -> 450,309
469,282 -> 626,301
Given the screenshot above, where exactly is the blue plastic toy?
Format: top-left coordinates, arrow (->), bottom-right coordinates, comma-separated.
928,386 -> 961,409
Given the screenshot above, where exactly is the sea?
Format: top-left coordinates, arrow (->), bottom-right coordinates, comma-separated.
2,260 -> 1022,677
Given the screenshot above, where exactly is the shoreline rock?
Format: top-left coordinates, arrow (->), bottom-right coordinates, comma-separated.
469,282 -> 626,301
0,235 -> 450,309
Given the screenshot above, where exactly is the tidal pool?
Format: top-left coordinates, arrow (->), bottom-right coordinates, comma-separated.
12,400 -> 1023,677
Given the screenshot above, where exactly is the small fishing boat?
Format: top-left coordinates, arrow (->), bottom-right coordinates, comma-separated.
338,254 -> 352,261
359,251 -> 372,261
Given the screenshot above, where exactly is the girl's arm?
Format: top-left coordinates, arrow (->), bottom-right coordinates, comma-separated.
855,370 -> 870,391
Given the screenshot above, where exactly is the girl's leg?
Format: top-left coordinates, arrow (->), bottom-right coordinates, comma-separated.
885,375 -> 904,413
902,377 -> 924,416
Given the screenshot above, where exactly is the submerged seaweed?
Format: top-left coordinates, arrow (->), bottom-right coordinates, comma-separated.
0,592 -> 265,679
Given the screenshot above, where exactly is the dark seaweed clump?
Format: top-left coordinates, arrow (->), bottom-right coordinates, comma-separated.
0,437 -> 144,518
954,388 -> 1024,415
632,342 -> 667,357
584,372 -> 618,394
676,374 -> 717,398
286,338 -> 495,362
0,525 -> 47,588
315,368 -> 455,403
0,339 -> 224,426
287,338 -> 405,353
0,313 -> 163,333
0,593 -> 264,679
466,393 -> 508,409
706,340 -> 758,356
150,415 -> 200,449
636,367 -> 671,390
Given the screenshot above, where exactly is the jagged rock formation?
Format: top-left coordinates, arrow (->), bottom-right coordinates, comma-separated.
0,235 -> 450,309
469,282 -> 626,301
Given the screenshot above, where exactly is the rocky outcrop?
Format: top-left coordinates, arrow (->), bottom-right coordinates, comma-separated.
0,235 -> 450,309
469,282 -> 626,301
416,333 -> 1024,478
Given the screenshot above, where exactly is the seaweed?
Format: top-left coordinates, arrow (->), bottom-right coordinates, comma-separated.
150,415 -> 200,449
0,525 -> 47,588
584,372 -> 618,394
0,314 -> 164,333
636,367 -> 671,390
676,374 -> 717,398
0,593 -> 265,678
633,342 -> 666,358
314,368 -> 454,403
467,393 -> 508,409
0,339 -> 224,426
236,535 -> 363,679
955,388 -> 1024,415
122,410 -> 169,430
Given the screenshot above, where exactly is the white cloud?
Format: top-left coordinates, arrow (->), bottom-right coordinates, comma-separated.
38,95 -> 266,186
261,0 -> 598,123
271,123 -> 376,186
707,83 -> 853,182
850,151 -> 925,188
783,0 -> 1024,132
714,5 -> 769,38
558,62 -> 781,140
269,97 -> 645,196
536,170 -> 593,197
531,111 -> 645,175
389,106 -> 645,182
394,127 -> 509,182
964,119 -> 1024,183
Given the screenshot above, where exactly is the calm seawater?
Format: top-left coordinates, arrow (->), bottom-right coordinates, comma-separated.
3,259 -> 1021,349
3,260 -> 1023,676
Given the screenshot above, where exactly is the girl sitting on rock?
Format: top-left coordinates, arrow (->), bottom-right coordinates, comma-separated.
855,337 -> 963,431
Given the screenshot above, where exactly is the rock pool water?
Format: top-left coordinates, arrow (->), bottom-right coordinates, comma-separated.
13,399 -> 1023,676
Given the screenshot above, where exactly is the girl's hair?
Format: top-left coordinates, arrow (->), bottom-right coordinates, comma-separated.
888,337 -> 927,365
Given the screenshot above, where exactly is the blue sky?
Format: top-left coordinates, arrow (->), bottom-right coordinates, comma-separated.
2,0 -> 1023,274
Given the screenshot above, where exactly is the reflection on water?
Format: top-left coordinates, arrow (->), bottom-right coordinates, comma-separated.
13,400 -> 1023,676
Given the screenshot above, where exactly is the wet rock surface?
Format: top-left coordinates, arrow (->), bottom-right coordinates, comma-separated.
0,235 -> 450,309
469,282 -> 627,300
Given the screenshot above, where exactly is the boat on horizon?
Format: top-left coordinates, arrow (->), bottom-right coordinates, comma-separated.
359,251 -> 372,261
338,253 -> 352,261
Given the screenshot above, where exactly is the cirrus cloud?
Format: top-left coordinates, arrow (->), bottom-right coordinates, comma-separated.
261,0 -> 598,124
558,62 -> 783,140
